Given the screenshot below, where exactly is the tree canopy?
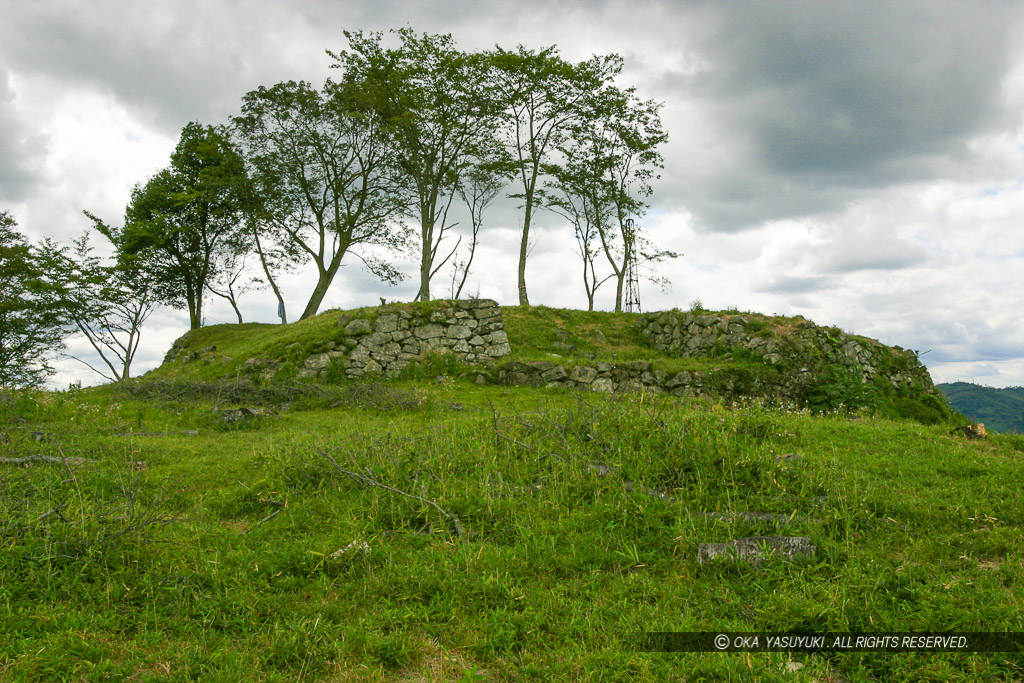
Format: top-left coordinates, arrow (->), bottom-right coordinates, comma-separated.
0,211 -> 67,388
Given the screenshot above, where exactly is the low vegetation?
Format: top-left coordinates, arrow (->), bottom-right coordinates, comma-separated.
2,305 -> 1018,681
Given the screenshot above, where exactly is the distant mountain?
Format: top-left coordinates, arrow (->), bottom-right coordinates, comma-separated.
937,382 -> 1024,434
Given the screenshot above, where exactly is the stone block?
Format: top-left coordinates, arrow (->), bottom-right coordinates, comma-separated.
414,324 -> 444,339
376,313 -> 399,333
697,536 -> 816,566
541,365 -> 568,382
569,365 -> 598,384
591,378 -> 615,393
446,324 -> 472,340
305,353 -> 332,370
486,342 -> 511,357
344,318 -> 372,335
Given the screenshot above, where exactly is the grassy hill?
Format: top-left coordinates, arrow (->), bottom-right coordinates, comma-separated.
938,381 -> 1024,434
151,303 -> 958,426
2,305 -> 1020,681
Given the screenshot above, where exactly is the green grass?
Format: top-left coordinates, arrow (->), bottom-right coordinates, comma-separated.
2,378 -> 1022,681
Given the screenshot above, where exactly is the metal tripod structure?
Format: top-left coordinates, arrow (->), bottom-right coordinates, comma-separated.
622,218 -> 641,313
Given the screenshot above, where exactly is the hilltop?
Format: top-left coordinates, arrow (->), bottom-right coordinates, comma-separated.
151,300 -> 957,425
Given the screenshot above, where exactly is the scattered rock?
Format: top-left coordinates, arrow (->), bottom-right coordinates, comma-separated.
697,536 -> 816,566
552,341 -> 575,353
222,407 -> 276,423
957,423 -> 987,439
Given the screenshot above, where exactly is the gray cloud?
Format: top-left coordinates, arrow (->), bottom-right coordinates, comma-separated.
661,0 -> 1024,231
0,70 -> 47,201
759,275 -> 834,294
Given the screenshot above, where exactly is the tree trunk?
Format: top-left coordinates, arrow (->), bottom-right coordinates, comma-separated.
417,218 -> 432,302
614,272 -> 625,313
253,231 -> 286,324
518,192 -> 533,306
300,271 -> 334,320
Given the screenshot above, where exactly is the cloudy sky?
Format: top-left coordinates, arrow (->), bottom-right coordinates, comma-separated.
3,0 -> 1023,389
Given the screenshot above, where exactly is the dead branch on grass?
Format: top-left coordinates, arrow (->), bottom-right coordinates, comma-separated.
320,451 -> 465,539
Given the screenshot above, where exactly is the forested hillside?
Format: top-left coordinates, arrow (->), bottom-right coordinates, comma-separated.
938,382 -> 1024,433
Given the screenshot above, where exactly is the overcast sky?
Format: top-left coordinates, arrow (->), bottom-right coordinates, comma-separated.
3,0 -> 1023,389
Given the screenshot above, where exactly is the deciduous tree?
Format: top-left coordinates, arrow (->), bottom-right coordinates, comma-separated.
489,46 -> 620,305
0,211 -> 66,388
98,122 -> 250,329
233,77 -> 409,320
333,29 -> 497,302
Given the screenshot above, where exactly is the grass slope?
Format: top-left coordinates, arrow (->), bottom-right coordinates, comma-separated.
151,304 -> 957,425
2,375 -> 1023,681
939,382 -> 1024,434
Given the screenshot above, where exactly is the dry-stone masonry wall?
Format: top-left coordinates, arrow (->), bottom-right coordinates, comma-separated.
297,299 -> 510,380
497,310 -> 938,404
637,310 -> 935,393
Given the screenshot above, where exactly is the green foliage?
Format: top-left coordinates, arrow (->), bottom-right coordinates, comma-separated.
805,366 -> 879,413
36,230 -> 158,383
938,382 -> 1024,433
91,122 -> 252,330
233,77 -> 410,320
0,211 -> 67,388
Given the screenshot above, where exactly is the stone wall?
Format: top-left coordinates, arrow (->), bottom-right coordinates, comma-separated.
296,299 -> 510,380
636,310 -> 936,394
497,310 -> 938,404
497,359 -> 789,399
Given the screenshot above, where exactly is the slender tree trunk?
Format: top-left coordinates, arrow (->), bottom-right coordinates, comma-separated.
299,247 -> 346,320
518,191 -> 533,305
417,212 -> 433,302
253,231 -> 286,324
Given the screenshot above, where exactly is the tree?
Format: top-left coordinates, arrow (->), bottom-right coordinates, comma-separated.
450,158 -> 508,300
552,86 -> 677,312
38,230 -> 157,383
234,77 -> 409,320
489,45 -> 621,305
334,29 -> 497,302
99,123 -> 250,329
0,211 -> 66,388
542,167 -> 614,311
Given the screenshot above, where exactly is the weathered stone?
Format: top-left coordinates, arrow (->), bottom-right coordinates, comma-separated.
363,331 -> 391,348
697,536 -> 816,566
569,365 -> 598,384
486,342 -> 511,357
541,365 -> 568,382
591,378 -> 615,393
344,318 -> 372,335
305,353 -> 332,370
414,324 -> 444,339
446,325 -> 472,340
552,341 -> 575,353
375,313 -> 399,333
468,335 -> 485,346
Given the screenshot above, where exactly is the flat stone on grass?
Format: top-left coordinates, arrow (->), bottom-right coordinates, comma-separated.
697,536 -> 816,566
